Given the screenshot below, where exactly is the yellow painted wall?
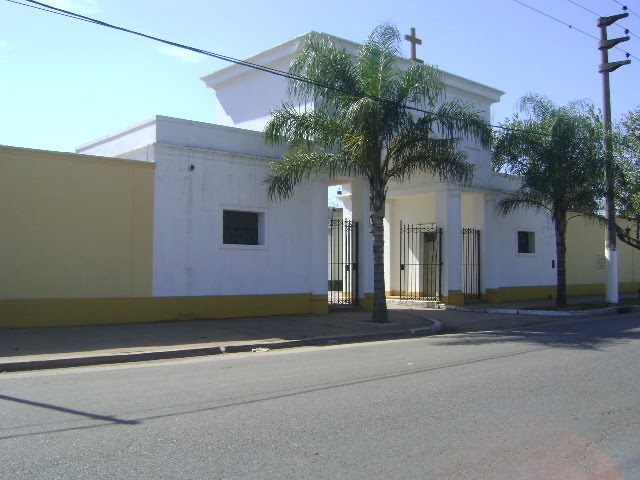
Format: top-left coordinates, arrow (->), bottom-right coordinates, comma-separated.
0,146 -> 154,300
0,293 -> 314,328
566,216 -> 640,286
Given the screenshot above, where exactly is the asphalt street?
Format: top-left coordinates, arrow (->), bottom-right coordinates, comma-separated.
1,313 -> 639,479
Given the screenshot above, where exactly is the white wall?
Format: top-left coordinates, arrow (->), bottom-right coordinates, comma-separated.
78,116 -> 287,160
151,144 -> 318,296
77,116 -> 326,298
202,32 -> 503,135
490,207 -> 557,288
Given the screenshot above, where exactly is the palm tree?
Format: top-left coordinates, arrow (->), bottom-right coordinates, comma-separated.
492,94 -> 603,306
264,24 -> 491,322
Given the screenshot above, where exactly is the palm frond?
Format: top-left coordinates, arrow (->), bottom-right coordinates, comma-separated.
518,93 -> 556,122
265,150 -> 362,200
432,100 -> 491,148
288,34 -> 359,108
264,104 -> 345,150
357,23 -> 401,100
496,189 -> 552,217
395,63 -> 444,108
387,136 -> 474,186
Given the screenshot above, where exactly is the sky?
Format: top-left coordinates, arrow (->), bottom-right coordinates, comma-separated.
0,0 -> 638,154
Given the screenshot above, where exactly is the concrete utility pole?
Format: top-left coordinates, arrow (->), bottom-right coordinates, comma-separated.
598,12 -> 631,304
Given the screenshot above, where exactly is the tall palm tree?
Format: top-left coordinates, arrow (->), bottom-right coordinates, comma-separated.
492,94 -> 603,306
264,24 -> 491,322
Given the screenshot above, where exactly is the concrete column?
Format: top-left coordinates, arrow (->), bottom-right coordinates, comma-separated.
481,193 -> 501,303
342,179 -> 373,309
436,189 -> 463,305
310,179 -> 329,313
383,199 -> 394,296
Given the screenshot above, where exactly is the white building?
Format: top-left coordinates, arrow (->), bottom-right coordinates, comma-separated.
77,31 -> 640,314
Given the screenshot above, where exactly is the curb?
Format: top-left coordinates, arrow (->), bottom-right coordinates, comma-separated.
0,320 -> 443,373
445,304 -> 640,316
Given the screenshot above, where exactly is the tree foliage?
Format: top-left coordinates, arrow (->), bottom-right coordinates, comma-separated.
264,23 -> 491,321
615,107 -> 640,234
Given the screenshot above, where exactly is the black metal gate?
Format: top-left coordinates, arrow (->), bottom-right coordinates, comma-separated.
400,222 -> 442,300
328,219 -> 358,307
461,228 -> 480,300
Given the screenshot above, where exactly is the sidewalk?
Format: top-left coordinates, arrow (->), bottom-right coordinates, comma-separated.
1,295 -> 636,373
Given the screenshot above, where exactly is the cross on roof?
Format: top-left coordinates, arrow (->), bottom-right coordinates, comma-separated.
404,27 -> 424,64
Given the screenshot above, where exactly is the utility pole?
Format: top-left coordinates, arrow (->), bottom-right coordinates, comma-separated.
598,12 -> 631,304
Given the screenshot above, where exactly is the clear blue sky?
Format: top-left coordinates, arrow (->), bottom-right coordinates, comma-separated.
0,0 -> 638,152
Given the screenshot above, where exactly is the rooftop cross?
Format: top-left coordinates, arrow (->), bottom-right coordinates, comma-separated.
404,27 -> 424,64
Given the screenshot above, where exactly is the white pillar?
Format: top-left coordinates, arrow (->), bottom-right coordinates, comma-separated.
436,189 -> 463,305
383,199 -> 394,296
481,193 -> 501,303
342,178 -> 373,308
310,179 -> 329,313
606,248 -> 619,303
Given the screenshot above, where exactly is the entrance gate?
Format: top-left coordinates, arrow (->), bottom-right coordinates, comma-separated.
399,222 -> 442,300
328,219 -> 358,307
461,228 -> 480,300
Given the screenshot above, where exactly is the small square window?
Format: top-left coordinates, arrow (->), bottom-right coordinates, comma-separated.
517,231 -> 535,254
223,210 -> 261,245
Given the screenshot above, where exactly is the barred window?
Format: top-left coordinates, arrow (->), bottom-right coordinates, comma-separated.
223,210 -> 260,245
517,231 -> 535,254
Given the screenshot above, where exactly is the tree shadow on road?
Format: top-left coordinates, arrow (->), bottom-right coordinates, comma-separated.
431,315 -> 640,351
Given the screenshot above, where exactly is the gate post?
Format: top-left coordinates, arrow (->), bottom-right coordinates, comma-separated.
311,180 -> 329,313
436,189 -> 463,305
342,179 -> 374,310
482,194 -> 501,303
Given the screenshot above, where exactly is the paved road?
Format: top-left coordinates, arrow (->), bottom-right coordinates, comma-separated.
1,314 -> 639,479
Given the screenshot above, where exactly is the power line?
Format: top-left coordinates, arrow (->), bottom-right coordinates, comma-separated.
6,0 -> 528,135
567,0 -> 640,41
569,0 -> 640,40
611,0 -> 640,20
514,0 -> 598,39
5,0 -> 91,21
567,0 -> 600,19
513,0 -> 639,61
13,0 -> 313,87
1,0 -> 622,141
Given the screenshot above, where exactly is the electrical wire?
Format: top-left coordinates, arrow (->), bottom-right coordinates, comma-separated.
8,0 -> 487,125
5,0 -> 91,21
612,0 -> 640,20
1,0 -> 630,140
7,0 -> 535,135
568,0 -> 640,40
514,0 -> 639,61
567,0 -> 599,17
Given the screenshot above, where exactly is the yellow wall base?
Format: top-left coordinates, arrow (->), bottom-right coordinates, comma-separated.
361,293 -> 375,311
442,290 -> 464,306
310,294 -> 329,314
483,288 -> 501,304
0,293 -> 316,328
482,282 -> 640,304
386,282 -> 640,305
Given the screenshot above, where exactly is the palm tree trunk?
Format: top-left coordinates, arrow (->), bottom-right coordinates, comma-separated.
370,193 -> 388,323
554,215 -> 567,307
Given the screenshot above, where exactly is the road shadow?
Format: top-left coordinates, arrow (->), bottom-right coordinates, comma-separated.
431,314 -> 640,351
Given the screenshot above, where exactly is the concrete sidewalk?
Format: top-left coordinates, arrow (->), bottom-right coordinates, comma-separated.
0,295 -> 634,373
